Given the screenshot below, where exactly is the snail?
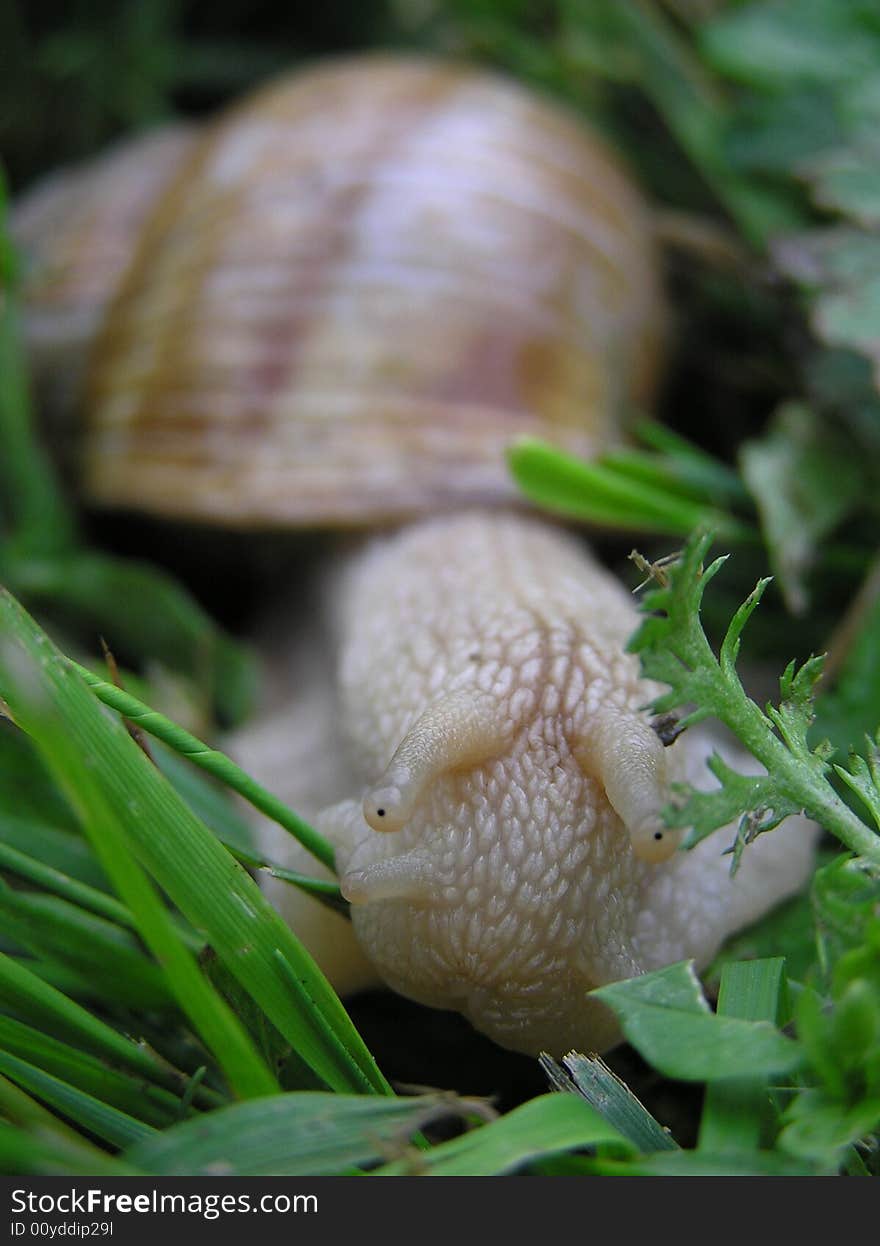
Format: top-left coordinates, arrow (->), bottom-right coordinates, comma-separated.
11,55 -> 818,1056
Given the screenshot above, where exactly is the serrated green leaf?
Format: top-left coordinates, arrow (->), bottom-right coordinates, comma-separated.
835,745 -> 880,832
811,853 -> 880,969
805,140 -> 880,228
629,530 -> 880,865
722,88 -> 845,175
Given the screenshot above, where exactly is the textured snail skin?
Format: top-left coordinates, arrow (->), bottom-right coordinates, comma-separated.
241,511 -> 819,1056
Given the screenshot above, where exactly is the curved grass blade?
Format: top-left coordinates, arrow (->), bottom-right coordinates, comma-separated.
0,1015 -> 190,1128
572,1148 -> 827,1176
541,1052 -> 678,1152
375,1094 -> 634,1176
508,437 -> 751,539
127,1092 -> 467,1175
0,885 -> 173,1010
0,589 -> 387,1095
0,1073 -> 139,1172
70,661 -> 337,875
0,1049 -> 155,1149
0,839 -> 200,948
0,948 -> 219,1114
0,1119 -> 138,1176
0,595 -> 280,1100
150,746 -> 346,912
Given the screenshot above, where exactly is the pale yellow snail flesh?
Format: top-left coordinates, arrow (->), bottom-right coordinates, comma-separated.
238,512 -> 818,1056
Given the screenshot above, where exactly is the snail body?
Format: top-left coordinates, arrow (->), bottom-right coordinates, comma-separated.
244,511 -> 816,1055
13,56 -> 817,1055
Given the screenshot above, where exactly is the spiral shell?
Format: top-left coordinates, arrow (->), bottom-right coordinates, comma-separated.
71,56 -> 663,528
10,126 -> 198,430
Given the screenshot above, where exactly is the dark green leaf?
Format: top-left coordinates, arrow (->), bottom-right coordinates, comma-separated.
592,961 -> 803,1081
779,1088 -> 880,1162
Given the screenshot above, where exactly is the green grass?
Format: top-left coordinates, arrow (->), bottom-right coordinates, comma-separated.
1,0 -> 879,1178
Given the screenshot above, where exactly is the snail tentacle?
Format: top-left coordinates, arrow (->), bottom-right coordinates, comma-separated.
362,690 -> 512,833
340,849 -> 438,906
573,704 -> 684,864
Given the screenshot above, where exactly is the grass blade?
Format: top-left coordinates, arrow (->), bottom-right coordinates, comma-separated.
71,660 -> 337,873
541,1052 -> 678,1152
574,1148 -> 826,1176
0,596 -> 283,1100
698,958 -> 788,1152
0,1072 -> 140,1173
0,951 -> 213,1104
0,886 -> 173,1009
127,1092 -> 465,1175
0,588 -> 387,1095
507,437 -> 750,539
0,839 -> 131,926
0,813 -> 108,888
0,1049 -> 156,1149
0,1119 -> 138,1176
0,1016 -> 190,1128
375,1094 -> 634,1176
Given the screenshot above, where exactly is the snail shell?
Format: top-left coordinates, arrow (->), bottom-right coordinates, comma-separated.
15,55 -> 664,526
10,126 -> 198,435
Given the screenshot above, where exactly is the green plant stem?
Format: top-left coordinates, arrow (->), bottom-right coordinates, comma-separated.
680,624 -> 880,864
69,661 -> 337,873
